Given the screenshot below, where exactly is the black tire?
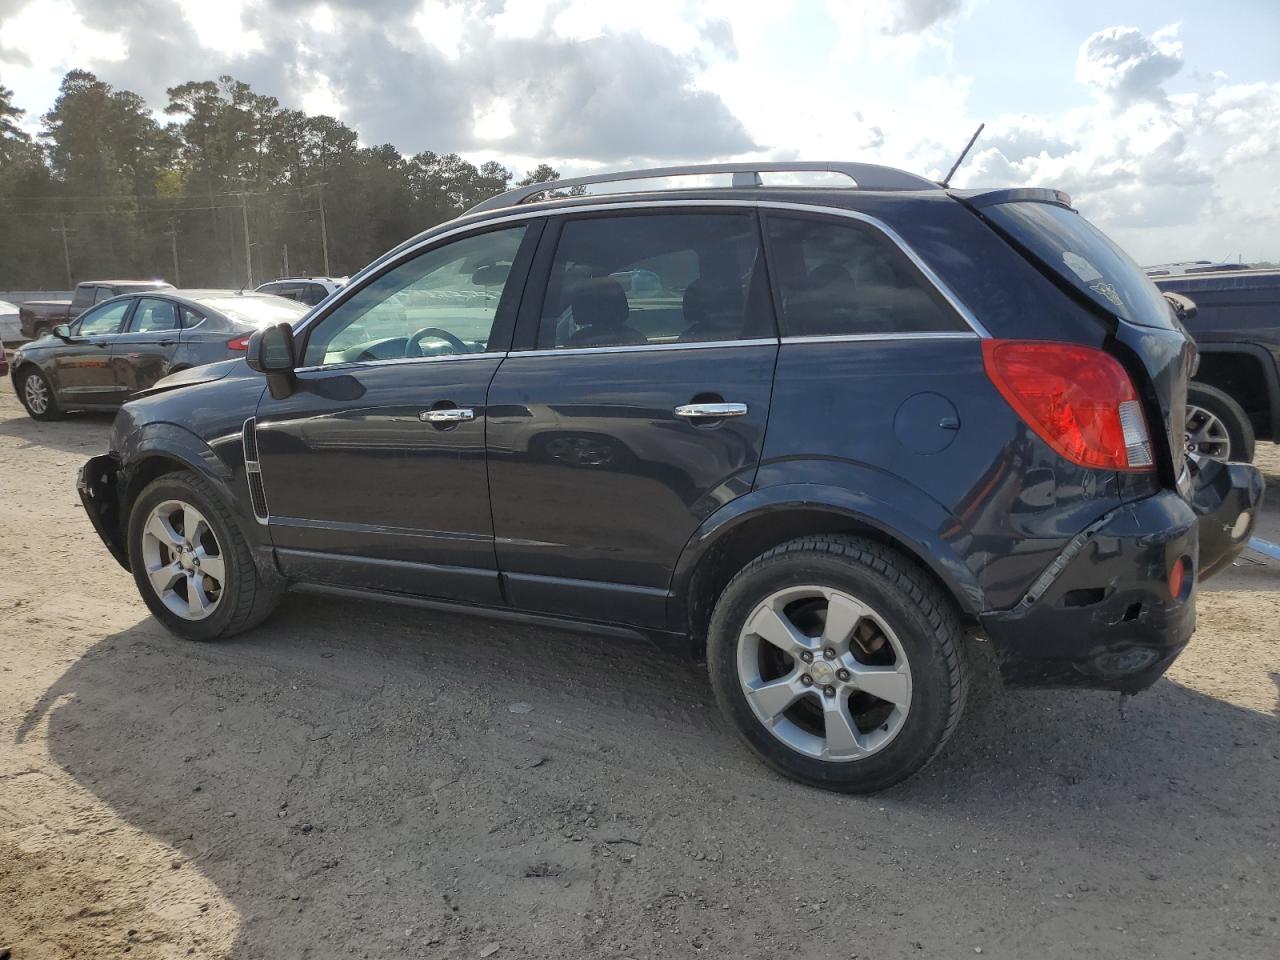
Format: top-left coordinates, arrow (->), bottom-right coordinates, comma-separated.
17,366 -> 62,421
1186,381 -> 1254,463
707,535 -> 967,793
127,471 -> 280,641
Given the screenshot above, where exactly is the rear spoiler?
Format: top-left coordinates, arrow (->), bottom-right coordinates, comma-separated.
948,188 -> 1074,210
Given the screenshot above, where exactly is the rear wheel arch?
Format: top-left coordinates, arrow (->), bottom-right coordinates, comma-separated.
676,500 -> 981,650
1194,346 -> 1278,441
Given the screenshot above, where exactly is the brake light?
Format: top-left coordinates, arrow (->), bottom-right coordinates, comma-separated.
982,339 -> 1154,471
227,335 -> 252,351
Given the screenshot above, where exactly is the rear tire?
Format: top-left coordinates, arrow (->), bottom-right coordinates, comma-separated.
1186,382 -> 1254,462
18,367 -> 62,421
707,535 -> 967,793
127,471 -> 279,641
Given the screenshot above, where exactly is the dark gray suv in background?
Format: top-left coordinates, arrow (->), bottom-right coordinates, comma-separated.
77,162 -> 1263,793
10,290 -> 308,420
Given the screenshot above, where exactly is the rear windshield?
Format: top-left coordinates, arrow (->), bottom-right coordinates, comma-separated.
984,201 -> 1175,329
196,296 -> 308,327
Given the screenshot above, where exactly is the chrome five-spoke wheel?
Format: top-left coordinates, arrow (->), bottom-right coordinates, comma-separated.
737,585 -> 912,762
1184,403 -> 1231,460
140,499 -> 226,620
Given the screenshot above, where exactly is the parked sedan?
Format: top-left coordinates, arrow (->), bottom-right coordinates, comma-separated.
8,289 -> 308,420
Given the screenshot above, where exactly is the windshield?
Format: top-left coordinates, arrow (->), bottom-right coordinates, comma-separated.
197,296 -> 309,327
985,201 -> 1176,330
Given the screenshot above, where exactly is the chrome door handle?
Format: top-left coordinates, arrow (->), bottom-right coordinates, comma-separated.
674,402 -> 748,418
420,407 -> 475,423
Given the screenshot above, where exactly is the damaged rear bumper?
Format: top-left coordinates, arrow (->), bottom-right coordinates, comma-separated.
980,459 -> 1263,692
78,452 -> 129,570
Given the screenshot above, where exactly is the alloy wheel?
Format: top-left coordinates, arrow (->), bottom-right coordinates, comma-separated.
140,499 -> 225,620
1184,403 -> 1231,459
736,585 -> 913,762
23,373 -> 49,415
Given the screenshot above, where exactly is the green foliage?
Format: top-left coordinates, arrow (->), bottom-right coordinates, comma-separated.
0,70 -> 561,289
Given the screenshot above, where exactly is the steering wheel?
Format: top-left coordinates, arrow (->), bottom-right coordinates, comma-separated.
406,326 -> 470,357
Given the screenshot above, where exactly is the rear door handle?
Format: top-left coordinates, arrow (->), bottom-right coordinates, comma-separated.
674,402 -> 748,418
419,408 -> 476,423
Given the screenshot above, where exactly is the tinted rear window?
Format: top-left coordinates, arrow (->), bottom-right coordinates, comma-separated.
765,214 -> 965,337
984,201 -> 1175,329
197,296 -> 308,327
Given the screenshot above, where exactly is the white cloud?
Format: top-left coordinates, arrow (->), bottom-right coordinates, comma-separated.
414,0 -> 467,59
175,0 -> 263,58
1076,24 -> 1183,105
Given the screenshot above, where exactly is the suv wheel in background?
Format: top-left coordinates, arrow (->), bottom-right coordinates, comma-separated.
18,367 -> 62,421
1185,382 -> 1254,463
127,472 -> 280,641
707,535 -> 967,794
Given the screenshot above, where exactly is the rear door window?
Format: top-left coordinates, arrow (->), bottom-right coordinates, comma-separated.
537,212 -> 773,349
982,201 -> 1175,329
764,214 -> 965,337
130,298 -> 178,332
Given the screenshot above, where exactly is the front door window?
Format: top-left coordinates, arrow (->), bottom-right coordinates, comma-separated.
76,300 -> 131,336
302,226 -> 528,367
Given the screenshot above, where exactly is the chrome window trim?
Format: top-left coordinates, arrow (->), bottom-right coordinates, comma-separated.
294,351 -> 506,375
779,331 -> 979,345
506,337 -> 776,359
293,199 -> 989,348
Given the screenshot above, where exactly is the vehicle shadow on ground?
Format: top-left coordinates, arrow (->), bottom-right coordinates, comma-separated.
0,410 -> 114,455
16,594 -> 1280,958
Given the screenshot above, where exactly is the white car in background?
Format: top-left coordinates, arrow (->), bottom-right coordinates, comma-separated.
0,299 -> 20,343
254,277 -> 348,307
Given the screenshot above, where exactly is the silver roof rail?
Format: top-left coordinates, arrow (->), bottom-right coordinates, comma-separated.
467,161 -> 939,214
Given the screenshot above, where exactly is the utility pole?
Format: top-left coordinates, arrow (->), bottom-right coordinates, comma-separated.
238,193 -> 253,289
315,182 -> 331,277
281,242 -> 289,278
55,215 -> 73,289
166,220 -> 181,287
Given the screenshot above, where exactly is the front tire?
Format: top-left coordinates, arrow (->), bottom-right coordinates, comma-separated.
1186,382 -> 1254,462
18,367 -> 62,421
707,536 -> 967,793
127,471 -> 279,641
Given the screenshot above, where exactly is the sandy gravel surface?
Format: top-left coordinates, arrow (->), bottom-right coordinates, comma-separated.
1,383 -> 1277,960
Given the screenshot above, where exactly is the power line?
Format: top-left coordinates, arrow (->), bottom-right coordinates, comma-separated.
0,182 -> 328,203
0,205 -> 321,218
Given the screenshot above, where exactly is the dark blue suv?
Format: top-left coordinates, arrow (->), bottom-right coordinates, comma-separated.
77,162 -> 1263,792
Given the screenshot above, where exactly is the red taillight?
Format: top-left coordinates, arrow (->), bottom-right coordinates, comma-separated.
982,339 -> 1154,471
227,335 -> 252,351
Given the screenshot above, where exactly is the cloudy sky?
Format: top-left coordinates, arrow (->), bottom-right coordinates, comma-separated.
1,0 -> 1278,264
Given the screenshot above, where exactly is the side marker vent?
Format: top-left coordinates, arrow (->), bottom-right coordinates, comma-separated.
242,418 -> 269,523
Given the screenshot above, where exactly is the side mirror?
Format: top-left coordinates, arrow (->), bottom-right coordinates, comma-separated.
52,323 -> 74,342
246,323 -> 297,398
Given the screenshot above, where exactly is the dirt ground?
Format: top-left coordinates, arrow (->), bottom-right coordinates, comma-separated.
0,382 -> 1277,960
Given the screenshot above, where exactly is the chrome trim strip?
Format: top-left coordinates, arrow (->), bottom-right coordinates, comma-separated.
505,337 -> 775,359
294,198 -> 989,342
294,351 -> 505,375
779,331 -> 979,345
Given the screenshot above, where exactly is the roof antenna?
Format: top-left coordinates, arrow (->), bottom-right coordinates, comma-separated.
941,122 -> 985,188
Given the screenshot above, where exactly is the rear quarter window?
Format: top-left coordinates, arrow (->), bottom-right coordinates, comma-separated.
764,214 -> 966,337
983,201 -> 1176,330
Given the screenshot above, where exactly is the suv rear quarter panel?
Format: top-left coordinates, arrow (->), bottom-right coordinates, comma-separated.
757,336 -> 1125,611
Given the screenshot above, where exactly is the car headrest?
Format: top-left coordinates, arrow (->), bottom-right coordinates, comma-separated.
570,278 -> 630,329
